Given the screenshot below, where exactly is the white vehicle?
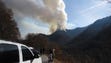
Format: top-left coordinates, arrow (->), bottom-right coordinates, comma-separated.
0,40 -> 42,63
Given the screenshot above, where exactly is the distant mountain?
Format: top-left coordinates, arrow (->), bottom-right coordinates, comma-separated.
48,27 -> 86,45
67,16 -> 111,47
48,16 -> 111,46
64,16 -> 111,63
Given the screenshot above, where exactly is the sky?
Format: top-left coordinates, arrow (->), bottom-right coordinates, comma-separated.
64,0 -> 111,28
3,0 -> 111,38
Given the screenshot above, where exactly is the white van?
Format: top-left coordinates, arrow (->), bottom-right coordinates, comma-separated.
0,40 -> 42,63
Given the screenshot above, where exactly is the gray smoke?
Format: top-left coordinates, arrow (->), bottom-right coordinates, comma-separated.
2,0 -> 67,33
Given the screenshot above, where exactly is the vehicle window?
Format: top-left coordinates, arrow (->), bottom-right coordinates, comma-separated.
21,46 -> 34,61
0,44 -> 19,63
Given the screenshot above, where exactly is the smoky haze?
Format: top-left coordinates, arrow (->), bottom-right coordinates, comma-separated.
2,0 -> 67,33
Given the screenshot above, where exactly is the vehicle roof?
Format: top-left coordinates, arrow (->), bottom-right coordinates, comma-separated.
0,40 -> 28,47
0,40 -> 35,57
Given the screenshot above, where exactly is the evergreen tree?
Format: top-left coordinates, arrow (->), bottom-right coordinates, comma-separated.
0,0 -> 20,41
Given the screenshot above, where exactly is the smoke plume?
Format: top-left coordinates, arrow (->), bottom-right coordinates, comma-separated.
2,0 -> 67,33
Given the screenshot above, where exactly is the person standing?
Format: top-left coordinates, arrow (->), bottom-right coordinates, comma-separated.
48,49 -> 55,63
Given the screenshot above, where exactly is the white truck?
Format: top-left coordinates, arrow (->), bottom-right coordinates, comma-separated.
0,40 -> 42,63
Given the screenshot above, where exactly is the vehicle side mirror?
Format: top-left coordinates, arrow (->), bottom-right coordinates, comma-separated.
32,49 -> 40,58
34,53 -> 40,58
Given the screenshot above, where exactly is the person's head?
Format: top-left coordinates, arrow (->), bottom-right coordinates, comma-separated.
53,49 -> 55,51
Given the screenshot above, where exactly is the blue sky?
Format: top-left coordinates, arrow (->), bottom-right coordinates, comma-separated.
64,0 -> 111,28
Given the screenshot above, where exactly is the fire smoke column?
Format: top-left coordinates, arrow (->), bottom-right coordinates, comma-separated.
2,0 -> 67,33
43,0 -> 67,33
